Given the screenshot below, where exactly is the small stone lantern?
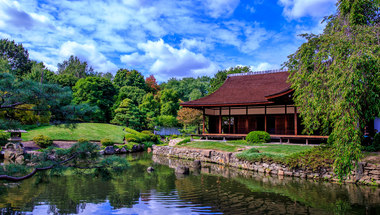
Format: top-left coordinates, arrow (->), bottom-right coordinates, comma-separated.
5,129 -> 27,143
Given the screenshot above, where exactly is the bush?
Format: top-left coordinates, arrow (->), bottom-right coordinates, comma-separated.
33,135 -> 53,148
246,131 -> 270,144
143,141 -> 155,149
141,130 -> 153,135
0,132 -> 9,146
101,138 -> 114,147
78,138 -> 89,143
124,129 -> 158,144
156,115 -> 179,127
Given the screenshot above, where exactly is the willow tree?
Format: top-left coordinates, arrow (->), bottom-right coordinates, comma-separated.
285,0 -> 380,179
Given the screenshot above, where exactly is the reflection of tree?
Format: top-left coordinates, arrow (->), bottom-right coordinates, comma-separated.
0,153 -> 177,213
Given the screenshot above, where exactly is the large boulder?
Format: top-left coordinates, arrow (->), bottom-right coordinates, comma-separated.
104,146 -> 115,155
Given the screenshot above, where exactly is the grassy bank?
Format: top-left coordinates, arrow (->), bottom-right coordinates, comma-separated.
176,140 -> 250,152
22,123 -> 127,143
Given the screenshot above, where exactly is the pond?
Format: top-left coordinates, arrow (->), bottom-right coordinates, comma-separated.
0,152 -> 379,214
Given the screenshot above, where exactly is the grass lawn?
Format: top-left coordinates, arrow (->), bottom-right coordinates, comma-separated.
22,123 -> 127,143
255,144 -> 313,156
176,141 -> 247,152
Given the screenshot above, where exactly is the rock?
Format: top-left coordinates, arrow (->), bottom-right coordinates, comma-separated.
120,147 -> 127,154
132,144 -> 144,152
15,155 -> 24,164
104,146 -> 115,155
99,150 -> 105,155
202,150 -> 211,158
193,160 -> 201,168
147,147 -> 152,153
175,166 -> 189,174
4,150 -> 16,160
278,170 -> 284,176
147,166 -> 154,172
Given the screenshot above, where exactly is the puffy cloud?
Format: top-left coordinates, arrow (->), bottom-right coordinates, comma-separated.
205,0 -> 240,18
278,0 -> 336,19
59,41 -> 118,73
250,62 -> 278,72
180,38 -> 213,52
120,39 -> 218,81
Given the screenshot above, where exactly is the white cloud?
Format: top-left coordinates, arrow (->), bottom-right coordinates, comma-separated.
121,39 -> 218,81
180,38 -> 213,52
59,41 -> 118,73
205,0 -> 240,18
246,5 -> 256,13
278,0 -> 336,19
250,62 -> 278,72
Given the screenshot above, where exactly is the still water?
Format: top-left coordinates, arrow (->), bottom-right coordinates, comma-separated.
0,152 -> 379,214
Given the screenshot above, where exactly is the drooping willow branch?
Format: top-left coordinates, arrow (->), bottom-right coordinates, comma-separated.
0,153 -> 78,182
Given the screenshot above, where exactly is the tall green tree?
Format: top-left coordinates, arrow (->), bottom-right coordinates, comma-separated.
24,62 -> 57,84
57,55 -> 96,78
208,66 -> 251,94
139,93 -> 160,129
113,69 -> 147,90
0,39 -> 32,78
73,77 -> 116,122
111,98 -> 144,130
161,76 -> 210,101
158,89 -> 180,116
285,0 -> 380,179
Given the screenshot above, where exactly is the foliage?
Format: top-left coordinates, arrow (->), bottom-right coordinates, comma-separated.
284,0 -> 380,179
0,131 -> 9,146
0,39 -> 32,78
124,128 -> 157,144
364,133 -> 380,152
101,138 -> 114,147
209,66 -> 251,94
142,141 -> 155,149
54,73 -> 79,88
286,146 -> 335,171
73,76 -> 116,122
0,72 -> 72,129
22,123 -> 127,143
139,93 -> 160,129
156,115 -> 179,127
158,89 -> 180,116
177,108 -> 203,129
246,131 -> 270,144
33,134 -> 53,148
12,104 -> 51,125
145,75 -> 160,94
77,138 -> 88,143
24,62 -> 57,84
113,69 -> 147,90
114,85 -> 146,107
111,98 -> 145,130
161,76 -> 211,101
57,55 -> 96,79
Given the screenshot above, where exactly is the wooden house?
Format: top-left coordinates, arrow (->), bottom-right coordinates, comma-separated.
180,70 -> 327,143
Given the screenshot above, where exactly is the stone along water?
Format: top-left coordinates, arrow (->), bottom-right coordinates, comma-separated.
0,153 -> 379,214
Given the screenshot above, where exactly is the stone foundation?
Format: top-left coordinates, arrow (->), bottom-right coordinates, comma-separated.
152,145 -> 380,186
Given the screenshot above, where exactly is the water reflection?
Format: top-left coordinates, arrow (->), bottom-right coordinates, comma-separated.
0,153 -> 379,214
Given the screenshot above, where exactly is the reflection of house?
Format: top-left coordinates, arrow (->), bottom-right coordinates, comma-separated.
180,70 -> 326,142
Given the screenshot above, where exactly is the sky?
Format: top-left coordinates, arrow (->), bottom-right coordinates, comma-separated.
0,0 -> 337,82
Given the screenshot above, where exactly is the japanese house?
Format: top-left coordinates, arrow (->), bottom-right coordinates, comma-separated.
180,70 -> 327,142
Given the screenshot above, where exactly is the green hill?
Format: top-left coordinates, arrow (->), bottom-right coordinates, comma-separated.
22,123 -> 127,143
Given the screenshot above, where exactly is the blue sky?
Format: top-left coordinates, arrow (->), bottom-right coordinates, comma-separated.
0,0 -> 337,81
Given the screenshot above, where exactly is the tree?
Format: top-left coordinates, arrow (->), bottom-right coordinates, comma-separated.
209,66 -> 251,94
284,0 -> 380,179
54,73 -> 79,88
24,62 -> 57,84
139,93 -> 160,129
115,86 -> 146,106
145,75 -> 160,94
158,89 -> 180,116
177,108 -> 203,129
57,55 -> 96,78
113,69 -> 147,90
111,98 -> 144,130
0,72 -> 72,128
73,77 -> 116,122
161,76 -> 211,101
0,39 -> 32,78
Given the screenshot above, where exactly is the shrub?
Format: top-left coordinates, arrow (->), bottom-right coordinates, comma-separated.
286,145 -> 335,171
143,141 -> 155,149
124,129 -> 158,144
78,138 -> 89,143
156,115 -> 179,127
0,132 -> 9,146
101,138 -> 114,147
246,131 -> 270,144
33,135 -> 53,148
141,130 -> 153,135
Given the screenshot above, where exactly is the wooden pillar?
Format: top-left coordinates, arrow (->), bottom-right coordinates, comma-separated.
294,106 -> 298,135
264,105 -> 267,132
284,105 -> 288,135
202,108 -> 205,134
245,106 -> 249,133
219,107 -> 222,134
228,107 -> 231,134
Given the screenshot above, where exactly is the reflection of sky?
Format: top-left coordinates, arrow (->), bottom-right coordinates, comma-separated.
28,189 -> 222,215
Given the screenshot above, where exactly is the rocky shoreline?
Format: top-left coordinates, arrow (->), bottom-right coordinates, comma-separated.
152,145 -> 380,186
